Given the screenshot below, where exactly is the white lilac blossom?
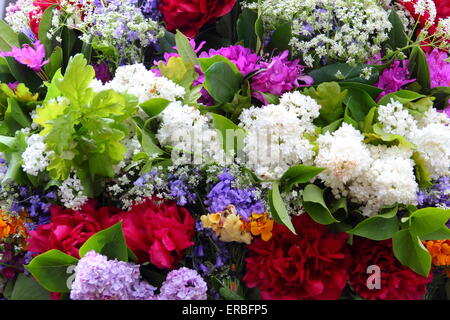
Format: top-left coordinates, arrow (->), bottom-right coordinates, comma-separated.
315,124 -> 419,216
377,101 -> 450,179
158,267 -> 207,300
349,145 -> 418,216
58,174 -> 88,210
244,0 -> 391,66
21,134 -> 54,176
239,92 -> 320,180
315,123 -> 372,198
156,102 -> 229,167
70,250 -> 156,300
90,63 -> 185,104
79,0 -> 163,63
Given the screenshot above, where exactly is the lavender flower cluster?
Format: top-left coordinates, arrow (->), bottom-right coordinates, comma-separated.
205,171 -> 264,220
70,251 -> 207,300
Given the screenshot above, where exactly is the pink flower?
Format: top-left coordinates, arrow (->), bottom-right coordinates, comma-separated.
426,48 -> 450,88
375,60 -> 415,100
251,50 -> 314,104
0,40 -> 49,72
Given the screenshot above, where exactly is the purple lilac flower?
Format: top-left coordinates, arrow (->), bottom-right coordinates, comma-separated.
251,50 -> 314,104
93,63 -> 112,84
0,40 -> 49,72
426,48 -> 450,88
192,221 -> 230,276
140,0 -> 161,20
158,267 -> 207,300
375,60 -> 416,100
417,176 -> 450,209
70,251 -> 156,300
205,170 -> 264,221
167,177 -> 197,206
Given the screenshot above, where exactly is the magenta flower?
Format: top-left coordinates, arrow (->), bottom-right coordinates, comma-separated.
200,45 -> 260,76
426,48 -> 450,88
375,60 -> 415,100
251,50 -> 314,104
0,40 -> 49,72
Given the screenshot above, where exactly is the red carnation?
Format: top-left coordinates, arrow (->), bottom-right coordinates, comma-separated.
243,214 -> 351,300
113,197 -> 195,269
349,238 -> 432,300
27,200 -> 119,258
159,0 -> 236,37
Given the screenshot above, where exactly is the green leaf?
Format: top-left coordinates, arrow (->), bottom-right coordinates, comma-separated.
412,152 -> 433,189
219,287 -> 245,300
408,46 -> 431,90
136,125 -> 164,157
304,82 -> 347,124
410,207 -> 450,237
56,54 -> 95,109
339,82 -> 383,100
25,249 -> 78,293
158,29 -> 176,53
254,9 -> 264,53
302,184 -> 338,225
158,57 -> 197,89
237,9 -> 258,51
204,62 -> 243,104
385,10 -> 409,51
43,68 -> 63,104
4,56 -> 42,91
43,46 -> 63,80
308,64 -> 379,85
61,26 -> 77,67
175,30 -> 198,64
79,221 -> 129,261
5,97 -> 31,129
430,86 -> 450,110
38,6 -> 57,56
348,206 -> 399,241
377,90 -> 426,106
210,112 -> 245,156
392,229 -> 432,276
267,22 -> 292,52
268,181 -> 297,234
198,55 -> 240,75
420,225 -> 450,241
0,20 -> 20,51
280,165 -> 324,193
344,88 -> 377,122
140,98 -> 170,118
10,274 -> 51,300
364,123 -> 414,148
322,118 -> 343,133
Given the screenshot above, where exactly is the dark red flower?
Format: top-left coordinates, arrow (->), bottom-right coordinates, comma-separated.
159,0 -> 236,37
243,214 -> 351,300
113,197 -> 195,269
27,200 -> 119,258
349,238 -> 432,300
434,0 -> 450,20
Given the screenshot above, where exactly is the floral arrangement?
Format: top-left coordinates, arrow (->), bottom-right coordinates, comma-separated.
0,0 -> 449,301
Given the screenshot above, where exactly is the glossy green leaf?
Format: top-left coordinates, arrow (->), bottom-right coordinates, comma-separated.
204,62 -> 243,104
302,184 -> 338,225
280,165 -> 324,193
25,249 -> 78,293
79,221 -> 129,261
409,207 -> 450,237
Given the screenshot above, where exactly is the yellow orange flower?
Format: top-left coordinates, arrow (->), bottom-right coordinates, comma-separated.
423,240 -> 450,277
200,205 -> 253,244
0,209 -> 30,247
247,213 -> 274,241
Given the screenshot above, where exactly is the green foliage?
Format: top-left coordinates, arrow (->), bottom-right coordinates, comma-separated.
409,208 -> 450,238
308,63 -> 379,85
204,62 -> 243,104
25,249 -> 79,293
158,57 -> 197,90
304,82 -> 347,125
279,165 -> 324,193
33,54 -> 138,195
210,112 -> 246,157
267,22 -> 292,52
302,184 -> 339,225
392,229 -> 431,277
0,20 -> 20,51
10,274 -> 51,300
384,10 -> 409,51
0,131 -> 30,185
412,152 -> 433,189
347,205 -> 399,240
408,46 -> 431,91
237,9 -> 258,51
430,86 -> 450,110
268,181 -> 297,234
79,221 -> 130,262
